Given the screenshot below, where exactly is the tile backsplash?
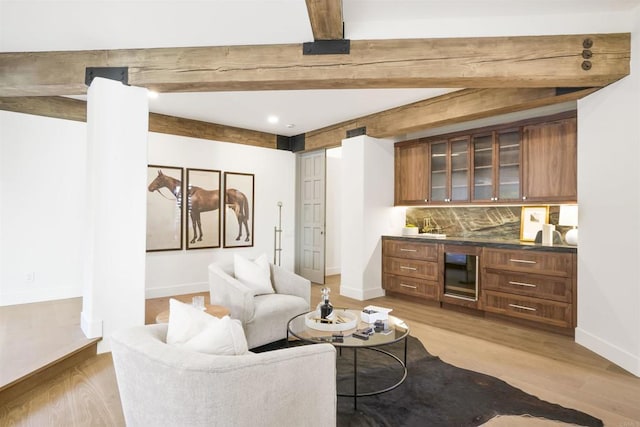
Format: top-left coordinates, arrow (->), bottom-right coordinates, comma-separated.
406,206 -> 564,241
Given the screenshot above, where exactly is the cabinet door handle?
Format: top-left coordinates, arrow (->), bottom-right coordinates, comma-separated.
400,248 -> 417,252
509,258 -> 537,264
400,283 -> 418,289
508,281 -> 537,288
400,266 -> 417,271
508,303 -> 536,312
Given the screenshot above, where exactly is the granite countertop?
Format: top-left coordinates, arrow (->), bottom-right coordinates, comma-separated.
382,235 -> 577,253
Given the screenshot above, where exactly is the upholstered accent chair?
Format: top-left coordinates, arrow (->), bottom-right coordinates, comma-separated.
208,260 -> 310,349
111,324 -> 337,427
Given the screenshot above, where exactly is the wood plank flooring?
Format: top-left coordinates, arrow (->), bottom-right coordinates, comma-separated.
1,277 -> 640,426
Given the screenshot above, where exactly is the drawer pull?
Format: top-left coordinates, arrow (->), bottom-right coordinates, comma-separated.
508,281 -> 537,288
400,248 -> 418,252
400,266 -> 417,271
400,283 -> 418,289
509,258 -> 537,264
508,303 -> 536,312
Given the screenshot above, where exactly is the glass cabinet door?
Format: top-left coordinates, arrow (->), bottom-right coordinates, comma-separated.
450,138 -> 469,202
430,141 -> 447,202
497,130 -> 521,200
473,134 -> 494,201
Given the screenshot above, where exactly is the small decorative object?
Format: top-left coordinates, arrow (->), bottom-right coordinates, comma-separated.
319,287 -> 333,319
559,204 -> 579,245
361,305 -> 393,323
304,309 -> 357,331
520,206 -> 549,242
402,225 -> 418,236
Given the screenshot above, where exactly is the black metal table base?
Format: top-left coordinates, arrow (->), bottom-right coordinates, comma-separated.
337,336 -> 408,409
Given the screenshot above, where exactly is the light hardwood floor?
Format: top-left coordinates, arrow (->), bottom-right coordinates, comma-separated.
1,276 -> 640,426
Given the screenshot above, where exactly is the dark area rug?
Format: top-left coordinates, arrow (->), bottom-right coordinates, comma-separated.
256,336 -> 603,427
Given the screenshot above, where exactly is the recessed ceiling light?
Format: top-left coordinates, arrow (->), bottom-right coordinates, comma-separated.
267,115 -> 279,124
286,124 -> 295,128
147,90 -> 159,99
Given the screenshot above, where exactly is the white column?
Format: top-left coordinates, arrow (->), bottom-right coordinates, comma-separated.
575,5 -> 640,377
339,135 -> 402,300
81,77 -> 148,352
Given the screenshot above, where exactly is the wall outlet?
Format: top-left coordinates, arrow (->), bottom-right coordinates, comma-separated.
25,272 -> 35,282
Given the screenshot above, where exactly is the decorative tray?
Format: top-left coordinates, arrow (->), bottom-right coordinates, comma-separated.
304,310 -> 358,331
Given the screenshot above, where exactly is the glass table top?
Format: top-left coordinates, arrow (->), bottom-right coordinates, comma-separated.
287,309 -> 410,348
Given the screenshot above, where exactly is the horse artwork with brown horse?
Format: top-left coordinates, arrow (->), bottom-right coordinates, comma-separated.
148,169 -> 183,207
225,188 -> 251,242
187,186 -> 220,244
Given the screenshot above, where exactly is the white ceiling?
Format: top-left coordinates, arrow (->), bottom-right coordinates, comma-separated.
1,0 -> 639,137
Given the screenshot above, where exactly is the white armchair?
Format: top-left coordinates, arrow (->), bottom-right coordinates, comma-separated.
208,261 -> 311,349
111,324 -> 336,427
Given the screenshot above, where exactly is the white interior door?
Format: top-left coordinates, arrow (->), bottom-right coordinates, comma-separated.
297,150 -> 325,284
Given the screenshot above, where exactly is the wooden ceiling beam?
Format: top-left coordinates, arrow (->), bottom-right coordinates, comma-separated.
0,96 -> 277,148
304,87 -> 598,151
0,33 -> 629,97
305,0 -> 343,40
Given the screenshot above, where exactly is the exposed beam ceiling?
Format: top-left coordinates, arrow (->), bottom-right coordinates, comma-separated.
0,33 -> 630,97
305,0 -> 344,40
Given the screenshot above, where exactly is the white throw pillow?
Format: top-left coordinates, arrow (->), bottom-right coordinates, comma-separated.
234,253 -> 274,296
166,298 -> 248,355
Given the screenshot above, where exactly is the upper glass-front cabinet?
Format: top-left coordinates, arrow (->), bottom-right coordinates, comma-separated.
472,130 -> 521,203
497,130 -> 521,201
429,138 -> 470,203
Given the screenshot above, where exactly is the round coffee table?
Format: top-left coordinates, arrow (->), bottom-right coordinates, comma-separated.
155,304 -> 230,324
287,308 -> 409,409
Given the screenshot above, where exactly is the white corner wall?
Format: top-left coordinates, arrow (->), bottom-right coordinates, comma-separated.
340,135 -> 403,300
0,111 -> 87,305
145,132 -> 296,298
575,5 -> 640,376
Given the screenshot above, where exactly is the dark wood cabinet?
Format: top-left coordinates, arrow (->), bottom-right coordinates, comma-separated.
394,141 -> 429,205
394,112 -> 577,206
429,137 -> 470,204
481,247 -> 576,330
382,239 -> 440,301
382,237 -> 577,334
472,129 -> 522,203
522,117 -> 577,203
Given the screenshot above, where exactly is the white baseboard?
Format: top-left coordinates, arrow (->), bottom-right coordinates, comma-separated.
145,281 -> 209,299
0,287 -> 81,307
575,327 -> 640,377
325,267 -> 341,276
340,285 -> 385,301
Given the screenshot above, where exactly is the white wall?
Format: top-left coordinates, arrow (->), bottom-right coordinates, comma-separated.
145,132 -> 296,298
0,111 -> 87,305
325,147 -> 342,276
0,110 -> 296,305
340,135 -> 403,300
575,5 -> 640,376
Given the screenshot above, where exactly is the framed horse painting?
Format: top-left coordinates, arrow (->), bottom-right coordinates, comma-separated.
186,168 -> 221,250
223,172 -> 254,248
146,165 -> 184,252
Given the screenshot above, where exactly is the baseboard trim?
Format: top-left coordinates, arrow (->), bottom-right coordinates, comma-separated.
575,327 -> 640,377
325,267 -> 341,276
146,282 -> 209,299
340,285 -> 385,301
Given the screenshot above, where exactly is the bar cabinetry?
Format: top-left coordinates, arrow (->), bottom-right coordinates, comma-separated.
482,248 -> 576,329
382,239 -> 439,301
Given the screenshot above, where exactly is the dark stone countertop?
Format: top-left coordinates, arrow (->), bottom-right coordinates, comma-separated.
382,235 -> 577,254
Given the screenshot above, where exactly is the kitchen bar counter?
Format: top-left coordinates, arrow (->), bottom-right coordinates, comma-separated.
382,235 -> 577,254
